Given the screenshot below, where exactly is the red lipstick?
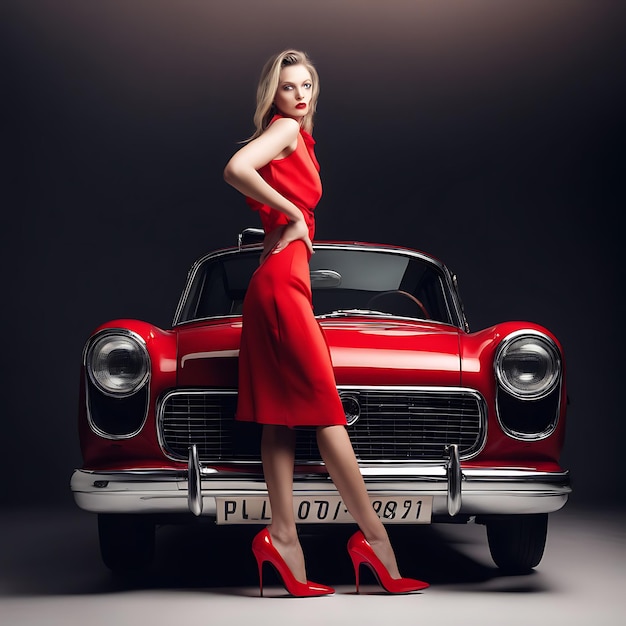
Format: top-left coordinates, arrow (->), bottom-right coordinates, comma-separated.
296,103 -> 307,109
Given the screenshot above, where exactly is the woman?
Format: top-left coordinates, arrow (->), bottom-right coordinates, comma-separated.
224,49 -> 428,597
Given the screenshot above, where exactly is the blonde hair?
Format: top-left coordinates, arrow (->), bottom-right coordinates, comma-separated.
249,49 -> 319,140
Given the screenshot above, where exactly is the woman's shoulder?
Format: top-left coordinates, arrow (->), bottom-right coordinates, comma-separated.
267,115 -> 300,133
259,115 -> 301,153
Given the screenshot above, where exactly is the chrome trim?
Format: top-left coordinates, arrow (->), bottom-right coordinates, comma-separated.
156,388 -> 238,460
494,330 -> 563,441
71,466 -> 570,482
446,444 -> 462,516
319,319 -> 462,330
83,329 -> 151,441
84,328 -> 151,398
494,330 -> 562,401
450,272 -> 470,333
84,375 -> 148,441
172,243 -> 466,330
238,227 -> 265,249
174,314 -> 242,327
339,385 -> 488,462
173,313 -> 464,330
157,386 -> 488,464
495,385 -> 563,442
71,467 -> 571,517
188,444 -> 203,516
339,391 -> 361,426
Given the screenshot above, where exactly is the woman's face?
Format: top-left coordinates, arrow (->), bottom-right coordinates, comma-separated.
273,64 -> 313,120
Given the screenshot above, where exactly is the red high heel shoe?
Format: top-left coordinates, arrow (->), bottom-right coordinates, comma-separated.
347,531 -> 429,594
251,528 -> 335,597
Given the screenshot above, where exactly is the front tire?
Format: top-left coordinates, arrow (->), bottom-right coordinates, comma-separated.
485,514 -> 548,573
98,514 -> 155,573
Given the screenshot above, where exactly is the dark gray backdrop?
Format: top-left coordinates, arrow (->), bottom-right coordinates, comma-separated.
3,0 -> 623,509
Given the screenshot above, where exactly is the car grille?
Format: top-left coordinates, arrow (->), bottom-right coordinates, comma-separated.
158,388 -> 485,463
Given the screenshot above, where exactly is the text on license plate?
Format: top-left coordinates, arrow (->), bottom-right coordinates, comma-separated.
215,494 -> 432,525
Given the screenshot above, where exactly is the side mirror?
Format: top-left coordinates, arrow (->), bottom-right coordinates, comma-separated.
238,228 -> 265,248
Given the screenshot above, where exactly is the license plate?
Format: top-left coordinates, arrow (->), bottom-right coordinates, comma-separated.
215,494 -> 432,525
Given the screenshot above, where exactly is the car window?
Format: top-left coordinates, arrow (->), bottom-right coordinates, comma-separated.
177,248 -> 455,326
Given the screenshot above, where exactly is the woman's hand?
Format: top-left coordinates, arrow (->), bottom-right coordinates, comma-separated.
260,219 -> 313,264
260,227 -> 284,264
274,219 -> 313,255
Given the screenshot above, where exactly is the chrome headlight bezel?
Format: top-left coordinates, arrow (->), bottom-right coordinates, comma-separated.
494,330 -> 561,401
85,329 -> 150,398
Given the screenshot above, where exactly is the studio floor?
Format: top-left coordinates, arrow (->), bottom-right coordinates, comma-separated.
1,504 -> 624,626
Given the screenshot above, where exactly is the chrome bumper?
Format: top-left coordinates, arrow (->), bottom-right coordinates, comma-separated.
71,446 -> 571,519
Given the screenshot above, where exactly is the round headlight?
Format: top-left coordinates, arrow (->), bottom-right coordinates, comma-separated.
86,331 -> 150,396
495,332 -> 561,400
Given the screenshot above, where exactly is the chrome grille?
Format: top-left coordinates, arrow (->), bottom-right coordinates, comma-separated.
158,388 -> 485,462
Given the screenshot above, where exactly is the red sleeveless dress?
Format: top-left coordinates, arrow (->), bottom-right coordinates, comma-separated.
236,117 -> 347,427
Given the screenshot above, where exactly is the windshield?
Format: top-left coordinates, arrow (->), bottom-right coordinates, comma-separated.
175,246 -> 459,326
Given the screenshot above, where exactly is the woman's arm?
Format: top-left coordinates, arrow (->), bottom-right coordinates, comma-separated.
224,116 -> 313,258
224,117 -> 303,223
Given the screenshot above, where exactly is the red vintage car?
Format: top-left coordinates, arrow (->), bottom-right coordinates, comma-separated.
71,230 -> 571,574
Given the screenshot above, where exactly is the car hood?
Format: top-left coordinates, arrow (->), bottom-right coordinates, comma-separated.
321,319 -> 461,386
175,318 -> 461,387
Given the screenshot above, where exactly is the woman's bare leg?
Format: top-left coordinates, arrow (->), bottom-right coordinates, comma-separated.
316,425 -> 402,579
261,424 -> 307,582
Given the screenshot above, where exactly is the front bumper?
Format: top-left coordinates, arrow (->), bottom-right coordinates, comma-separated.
71,446 -> 571,519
